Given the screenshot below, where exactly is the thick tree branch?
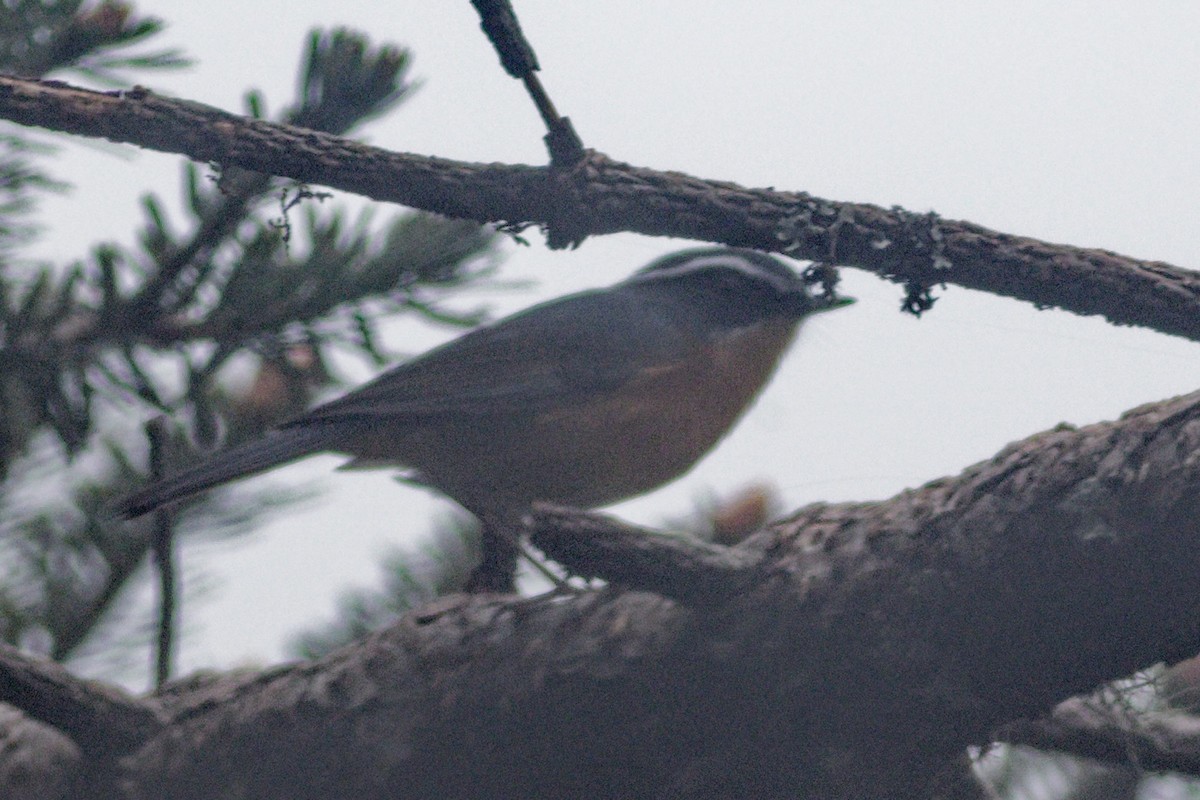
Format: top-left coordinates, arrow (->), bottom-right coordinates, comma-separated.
2,390 -> 1198,797
0,706 -> 81,800
3,74 -> 1199,340
0,645 -> 162,757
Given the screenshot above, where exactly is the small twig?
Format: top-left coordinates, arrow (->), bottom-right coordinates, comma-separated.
517,540 -> 571,590
520,71 -> 560,133
146,417 -> 177,689
469,0 -> 584,166
528,504 -> 765,605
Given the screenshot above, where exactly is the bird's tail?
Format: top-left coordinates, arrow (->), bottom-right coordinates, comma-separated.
116,425 -> 332,518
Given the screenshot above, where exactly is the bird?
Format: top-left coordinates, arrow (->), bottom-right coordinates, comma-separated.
118,247 -> 852,592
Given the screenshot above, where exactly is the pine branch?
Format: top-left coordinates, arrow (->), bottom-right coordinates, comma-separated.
3,73 -> 1198,342
0,0 -> 186,81
0,26 -> 498,668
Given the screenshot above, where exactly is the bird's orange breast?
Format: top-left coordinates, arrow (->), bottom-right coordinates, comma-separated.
517,316 -> 800,507
342,317 -> 800,514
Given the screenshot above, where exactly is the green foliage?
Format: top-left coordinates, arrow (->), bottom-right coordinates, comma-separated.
0,0 -> 186,82
0,134 -> 66,254
0,5 -> 499,669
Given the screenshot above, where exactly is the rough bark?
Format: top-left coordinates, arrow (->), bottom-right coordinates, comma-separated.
0,706 -> 81,800
2,74 -> 1199,342
0,390 -> 1198,798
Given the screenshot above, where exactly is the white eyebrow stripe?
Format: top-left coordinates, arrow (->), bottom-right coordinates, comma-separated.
635,253 -> 797,293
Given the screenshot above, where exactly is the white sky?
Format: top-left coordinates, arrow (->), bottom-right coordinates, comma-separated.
23,2 -> 1200,680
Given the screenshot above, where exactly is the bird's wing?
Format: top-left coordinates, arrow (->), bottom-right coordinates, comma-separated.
292,289 -> 685,426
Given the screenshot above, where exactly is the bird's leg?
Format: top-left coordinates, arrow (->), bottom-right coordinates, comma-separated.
464,513 -> 576,594
464,516 -> 521,594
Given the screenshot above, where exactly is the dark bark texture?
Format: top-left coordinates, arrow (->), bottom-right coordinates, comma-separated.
0,391 -> 1197,798
2,75 -> 1199,342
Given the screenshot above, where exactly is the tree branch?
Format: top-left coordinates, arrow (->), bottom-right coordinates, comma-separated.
527,504 -> 765,604
0,705 -> 81,800
3,74 -> 1199,339
2,390 -> 1197,797
0,645 -> 162,758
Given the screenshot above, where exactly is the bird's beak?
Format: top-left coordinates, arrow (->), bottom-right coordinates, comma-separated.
814,295 -> 855,313
793,293 -> 854,317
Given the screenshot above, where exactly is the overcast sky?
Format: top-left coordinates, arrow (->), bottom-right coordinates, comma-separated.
26,2 -> 1200,678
